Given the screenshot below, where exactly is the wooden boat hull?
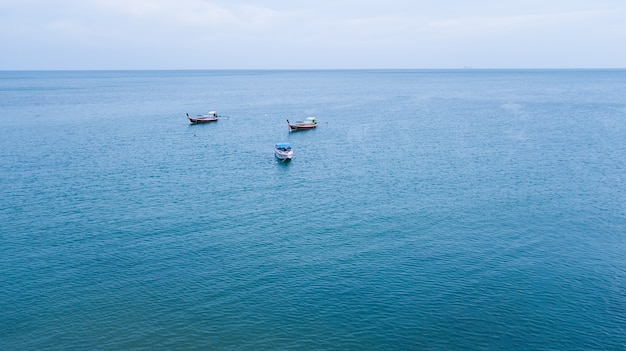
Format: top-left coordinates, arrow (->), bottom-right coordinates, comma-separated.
287,118 -> 317,131
188,117 -> 218,124
288,123 -> 317,131
187,113 -> 218,124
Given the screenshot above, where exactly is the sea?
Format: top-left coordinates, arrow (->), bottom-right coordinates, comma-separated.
1,69 -> 625,350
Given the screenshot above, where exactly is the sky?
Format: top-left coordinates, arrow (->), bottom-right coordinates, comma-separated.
1,0 -> 625,70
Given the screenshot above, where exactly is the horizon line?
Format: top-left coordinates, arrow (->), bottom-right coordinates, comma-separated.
2,67 -> 625,72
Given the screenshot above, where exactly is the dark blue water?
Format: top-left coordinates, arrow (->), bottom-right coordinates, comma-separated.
1,70 -> 625,350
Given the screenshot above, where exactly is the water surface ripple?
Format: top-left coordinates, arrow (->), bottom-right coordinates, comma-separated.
1,70 -> 625,350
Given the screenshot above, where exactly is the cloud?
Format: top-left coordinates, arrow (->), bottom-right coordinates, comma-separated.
89,0 -> 286,28
14,0 -> 299,53
1,0 -> 625,69
428,10 -> 604,34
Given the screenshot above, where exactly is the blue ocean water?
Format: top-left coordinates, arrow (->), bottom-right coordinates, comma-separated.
1,69 -> 625,350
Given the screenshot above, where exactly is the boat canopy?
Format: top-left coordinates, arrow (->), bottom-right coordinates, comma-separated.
275,142 -> 291,148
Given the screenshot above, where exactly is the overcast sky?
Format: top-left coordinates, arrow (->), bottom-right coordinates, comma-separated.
1,0 -> 625,69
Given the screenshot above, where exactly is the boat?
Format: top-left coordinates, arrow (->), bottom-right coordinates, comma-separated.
187,111 -> 218,124
287,117 -> 317,131
274,142 -> 293,161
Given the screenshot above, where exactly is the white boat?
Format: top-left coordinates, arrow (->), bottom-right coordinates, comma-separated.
274,142 -> 293,161
287,117 -> 317,131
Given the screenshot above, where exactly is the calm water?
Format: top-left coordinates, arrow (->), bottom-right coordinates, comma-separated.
1,70 -> 625,350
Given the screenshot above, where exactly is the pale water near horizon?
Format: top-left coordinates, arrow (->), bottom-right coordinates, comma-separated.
1,70 -> 625,350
